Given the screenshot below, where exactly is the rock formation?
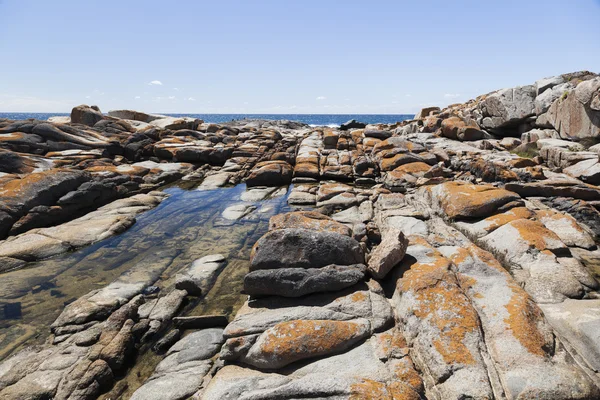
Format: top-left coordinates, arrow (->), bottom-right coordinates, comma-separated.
1,70 -> 600,399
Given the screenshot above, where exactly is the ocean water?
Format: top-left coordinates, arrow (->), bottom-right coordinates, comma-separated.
0,112 -> 413,127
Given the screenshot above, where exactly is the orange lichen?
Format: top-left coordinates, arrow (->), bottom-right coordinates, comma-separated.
399,242 -> 480,366
269,211 -> 351,236
258,320 -> 366,359
392,358 -> 424,393
392,162 -> 431,175
483,207 -> 535,232
503,279 -> 549,357
509,219 -> 562,251
435,181 -> 520,219
350,379 -> 421,400
536,210 -> 587,234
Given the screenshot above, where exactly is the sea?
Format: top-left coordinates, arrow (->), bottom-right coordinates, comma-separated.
0,113 -> 414,127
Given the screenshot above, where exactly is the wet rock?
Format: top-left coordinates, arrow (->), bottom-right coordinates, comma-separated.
244,264 -> 366,297
367,228 -> 408,279
221,203 -> 256,221
175,254 -> 227,296
250,228 -> 364,271
173,315 -> 228,329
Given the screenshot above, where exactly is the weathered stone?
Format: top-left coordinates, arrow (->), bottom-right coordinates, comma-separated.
269,211 -> 351,236
426,181 -> 522,220
246,161 -> 293,187
240,319 -> 371,369
250,228 -> 364,271
367,229 -> 408,279
244,264 -> 366,297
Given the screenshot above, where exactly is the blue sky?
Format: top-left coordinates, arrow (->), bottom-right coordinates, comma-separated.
1,0 -> 599,114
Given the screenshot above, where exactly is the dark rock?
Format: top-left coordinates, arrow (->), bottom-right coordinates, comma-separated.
339,119 -> 366,130
71,105 -> 106,127
153,329 -> 181,354
244,264 -> 366,297
173,315 -> 229,329
250,228 -> 365,271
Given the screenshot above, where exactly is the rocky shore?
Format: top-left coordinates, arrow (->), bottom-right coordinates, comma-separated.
1,71 -> 600,399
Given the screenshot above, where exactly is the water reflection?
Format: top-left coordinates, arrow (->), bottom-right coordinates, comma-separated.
0,183 -> 293,360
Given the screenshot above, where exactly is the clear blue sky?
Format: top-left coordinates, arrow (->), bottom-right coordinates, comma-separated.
1,0 -> 599,114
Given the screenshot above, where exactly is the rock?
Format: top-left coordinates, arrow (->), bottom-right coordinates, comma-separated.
173,315 -> 228,329
244,264 -> 366,297
148,289 -> 187,321
534,82 -> 573,114
367,229 -> 408,279
393,237 -> 494,398
269,211 -> 352,236
339,119 -> 366,130
246,161 -> 293,187
250,228 -> 364,271
414,106 -> 440,119
426,181 -> 522,219
221,204 -> 256,221
480,219 -> 584,303
70,105 -> 105,127
363,129 -> 392,139
440,116 -> 483,141
535,209 -> 596,249
564,158 -> 600,185
149,116 -> 201,130
175,254 -> 227,296
239,319 -> 371,369
505,181 -> 600,201
480,85 -> 536,133
547,77 -> 600,139
540,300 -> 600,371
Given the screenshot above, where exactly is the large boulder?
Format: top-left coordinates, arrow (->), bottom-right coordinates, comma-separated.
339,119 -> 366,131
70,105 -> 105,127
546,77 -> 600,139
246,161 -> 293,187
440,116 -> 484,141
425,181 -> 522,220
479,85 -> 536,134
250,228 -> 364,271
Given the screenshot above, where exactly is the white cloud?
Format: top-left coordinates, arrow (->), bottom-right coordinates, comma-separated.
405,94 -> 412,97
134,96 -> 141,99
316,96 -> 326,101
168,96 -> 176,100
187,97 -> 196,101
85,96 -> 91,99
148,80 -> 163,86
173,87 -> 179,91
444,93 -> 461,98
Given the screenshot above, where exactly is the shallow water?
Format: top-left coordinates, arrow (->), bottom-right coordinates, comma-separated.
0,182 -> 293,361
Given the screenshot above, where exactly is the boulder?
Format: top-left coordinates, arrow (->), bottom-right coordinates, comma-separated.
546,77 -> 600,139
479,85 -> 536,133
414,106 -> 440,119
239,319 -> 371,369
246,161 -> 293,187
250,228 -> 364,271
426,181 -> 522,219
70,105 -> 105,127
244,264 -> 366,297
440,116 -> 483,141
367,229 -> 408,279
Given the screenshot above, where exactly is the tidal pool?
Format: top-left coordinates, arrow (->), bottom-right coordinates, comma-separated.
0,182 -> 293,363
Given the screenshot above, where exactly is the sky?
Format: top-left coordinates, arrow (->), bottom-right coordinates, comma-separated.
0,0 -> 599,114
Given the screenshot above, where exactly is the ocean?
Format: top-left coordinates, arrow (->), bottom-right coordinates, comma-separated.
0,113 -> 414,127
